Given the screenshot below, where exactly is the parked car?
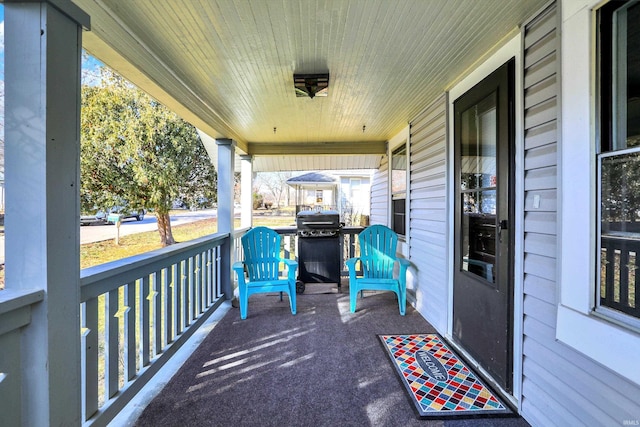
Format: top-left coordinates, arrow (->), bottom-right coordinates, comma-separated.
106,206 -> 145,224
80,209 -> 107,226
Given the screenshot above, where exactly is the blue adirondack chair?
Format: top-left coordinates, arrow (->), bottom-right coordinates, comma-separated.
346,224 -> 410,315
233,226 -> 298,320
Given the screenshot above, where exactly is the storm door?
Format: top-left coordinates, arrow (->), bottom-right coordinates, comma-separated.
452,59 -> 514,392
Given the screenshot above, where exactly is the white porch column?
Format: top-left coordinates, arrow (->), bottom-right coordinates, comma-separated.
4,1 -> 89,425
216,139 -> 235,299
240,155 -> 253,228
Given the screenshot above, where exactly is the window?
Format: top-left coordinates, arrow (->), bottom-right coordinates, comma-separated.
391,145 -> 407,236
597,0 -> 640,321
316,190 -> 323,204
557,0 -> 640,387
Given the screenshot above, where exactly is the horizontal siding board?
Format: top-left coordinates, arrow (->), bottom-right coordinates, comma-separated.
524,6 -> 558,49
524,52 -> 557,88
525,143 -> 557,170
523,211 -> 557,235
410,183 -> 446,199
523,359 -> 617,427
524,30 -> 557,68
525,97 -> 557,129
411,122 -> 446,147
410,218 -> 447,235
524,166 -> 557,191
524,189 -> 557,212
525,339 -> 640,419
524,121 -> 557,150
524,232 -> 557,257
411,167 -> 446,183
521,376 -> 582,427
410,95 -> 446,132
524,254 -> 556,284
411,145 -> 446,167
523,294 -> 556,327
408,208 -> 445,222
524,75 -> 557,110
523,273 -> 556,304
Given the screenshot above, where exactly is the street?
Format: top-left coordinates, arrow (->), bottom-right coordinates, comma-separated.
0,209 -> 219,264
80,208 -> 218,244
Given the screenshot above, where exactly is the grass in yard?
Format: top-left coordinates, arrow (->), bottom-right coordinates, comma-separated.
0,212 -> 295,288
81,214 -> 295,269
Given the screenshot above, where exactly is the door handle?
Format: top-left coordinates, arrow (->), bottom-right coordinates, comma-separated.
498,219 -> 508,242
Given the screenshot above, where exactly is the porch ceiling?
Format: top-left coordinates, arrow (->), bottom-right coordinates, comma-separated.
72,0 -> 548,171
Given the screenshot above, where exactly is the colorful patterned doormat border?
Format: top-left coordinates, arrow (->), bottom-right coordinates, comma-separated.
379,334 -> 512,419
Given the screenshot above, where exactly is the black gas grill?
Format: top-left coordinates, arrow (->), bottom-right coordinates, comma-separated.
296,210 -> 342,287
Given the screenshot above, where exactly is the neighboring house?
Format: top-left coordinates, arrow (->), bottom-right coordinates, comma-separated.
286,171 -> 338,213
286,171 -> 372,224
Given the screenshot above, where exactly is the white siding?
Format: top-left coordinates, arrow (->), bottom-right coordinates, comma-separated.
408,94 -> 448,332
369,154 -> 389,225
521,4 -> 640,425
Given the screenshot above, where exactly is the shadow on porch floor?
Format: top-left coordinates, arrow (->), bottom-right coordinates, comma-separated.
134,284 -> 529,427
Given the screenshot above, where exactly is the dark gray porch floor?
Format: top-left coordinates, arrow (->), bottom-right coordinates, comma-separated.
134,284 -> 529,427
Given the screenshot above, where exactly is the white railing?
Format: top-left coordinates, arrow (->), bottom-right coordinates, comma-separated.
80,233 -> 229,426
0,288 -> 45,425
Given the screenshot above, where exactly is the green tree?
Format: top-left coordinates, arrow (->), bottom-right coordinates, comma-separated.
81,69 -> 217,246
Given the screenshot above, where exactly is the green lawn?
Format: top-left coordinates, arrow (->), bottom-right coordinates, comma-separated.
0,213 -> 295,289
81,213 -> 295,269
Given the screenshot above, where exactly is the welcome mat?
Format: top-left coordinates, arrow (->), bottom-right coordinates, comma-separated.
379,334 -> 512,419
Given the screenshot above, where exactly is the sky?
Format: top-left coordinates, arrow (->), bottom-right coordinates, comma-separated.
1,6 -> 5,84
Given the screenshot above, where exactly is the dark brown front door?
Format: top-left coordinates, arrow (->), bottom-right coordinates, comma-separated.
453,59 -> 514,392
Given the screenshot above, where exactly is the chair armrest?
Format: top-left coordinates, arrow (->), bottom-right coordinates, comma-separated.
397,258 -> 410,282
345,257 -> 360,269
397,258 -> 411,268
232,261 -> 245,273
281,258 -> 298,281
282,258 -> 298,268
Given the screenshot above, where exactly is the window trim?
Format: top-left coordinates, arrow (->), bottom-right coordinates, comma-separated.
558,0 -> 640,386
390,141 -> 408,238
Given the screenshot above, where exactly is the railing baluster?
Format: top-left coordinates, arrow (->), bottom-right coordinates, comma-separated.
105,289 -> 119,399
174,262 -> 182,335
164,267 -> 173,346
196,253 -> 203,315
634,250 -> 639,310
141,276 -> 151,367
190,256 -> 197,320
125,283 -> 136,381
181,260 -> 189,328
154,271 -> 162,356
205,249 -> 211,306
200,251 -> 207,310
620,243 -> 630,307
216,246 -> 222,298
82,298 -> 99,421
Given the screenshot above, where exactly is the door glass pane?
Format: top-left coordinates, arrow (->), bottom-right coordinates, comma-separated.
460,93 -> 497,283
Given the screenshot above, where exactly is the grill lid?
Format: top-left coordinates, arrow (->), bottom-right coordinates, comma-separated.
296,210 -> 341,230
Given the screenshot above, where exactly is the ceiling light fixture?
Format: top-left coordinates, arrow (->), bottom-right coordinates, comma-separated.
294,73 -> 329,99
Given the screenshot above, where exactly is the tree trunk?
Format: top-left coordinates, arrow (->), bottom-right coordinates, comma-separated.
156,212 -> 176,246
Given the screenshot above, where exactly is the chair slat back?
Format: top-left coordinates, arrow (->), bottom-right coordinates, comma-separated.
241,226 -> 282,282
358,224 -> 398,279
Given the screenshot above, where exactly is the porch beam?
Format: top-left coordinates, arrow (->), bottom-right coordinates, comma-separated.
248,141 -> 387,155
4,1 -> 85,425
